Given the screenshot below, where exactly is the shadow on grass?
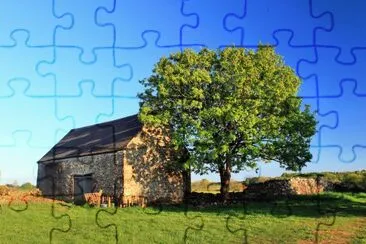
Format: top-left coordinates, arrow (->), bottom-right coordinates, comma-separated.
143,192 -> 366,219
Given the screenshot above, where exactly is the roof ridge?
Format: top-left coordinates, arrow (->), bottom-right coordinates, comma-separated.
38,113 -> 142,163
71,113 -> 139,131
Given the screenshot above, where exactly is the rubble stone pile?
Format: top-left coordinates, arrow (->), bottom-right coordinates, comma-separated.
289,177 -> 324,194
244,177 -> 324,200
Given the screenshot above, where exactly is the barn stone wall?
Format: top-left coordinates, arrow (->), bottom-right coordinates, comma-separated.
123,128 -> 185,203
37,151 -> 123,202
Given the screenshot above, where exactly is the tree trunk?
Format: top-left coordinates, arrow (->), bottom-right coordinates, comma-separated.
219,162 -> 231,201
182,167 -> 191,196
178,147 -> 191,199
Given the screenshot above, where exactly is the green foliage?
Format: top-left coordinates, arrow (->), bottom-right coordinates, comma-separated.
19,182 -> 35,190
139,46 -> 317,190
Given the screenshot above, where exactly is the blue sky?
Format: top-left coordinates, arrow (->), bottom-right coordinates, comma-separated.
0,0 -> 365,184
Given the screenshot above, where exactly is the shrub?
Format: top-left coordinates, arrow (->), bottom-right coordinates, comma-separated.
20,182 -> 35,190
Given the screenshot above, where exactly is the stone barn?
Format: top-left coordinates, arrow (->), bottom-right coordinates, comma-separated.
37,114 -> 187,204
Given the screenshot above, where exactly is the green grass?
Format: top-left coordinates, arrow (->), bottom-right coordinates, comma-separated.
0,192 -> 365,243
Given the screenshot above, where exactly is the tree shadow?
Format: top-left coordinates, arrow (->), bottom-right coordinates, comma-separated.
141,192 -> 366,218
123,127 -> 186,203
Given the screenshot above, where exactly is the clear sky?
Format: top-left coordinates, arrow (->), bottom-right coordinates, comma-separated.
0,0 -> 365,185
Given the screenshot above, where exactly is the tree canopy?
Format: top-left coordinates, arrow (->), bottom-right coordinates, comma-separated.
138,46 -> 317,195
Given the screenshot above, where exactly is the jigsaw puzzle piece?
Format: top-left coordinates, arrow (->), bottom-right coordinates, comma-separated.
35,175 -> 73,243
312,0 -> 366,63
37,147 -> 122,243
55,81 -> 114,129
298,47 -> 366,97
0,31 -> 55,96
0,0 -> 72,46
270,197 -> 293,218
0,80 -> 73,147
225,199 -> 249,244
96,205 -> 169,243
314,209 -> 337,243
37,47 -> 132,96
95,208 -> 119,244
225,0 -> 332,46
0,131 -> 48,185
96,97 -> 139,123
318,80 -> 366,162
96,0 -> 195,48
0,175 -> 71,243
301,97 -> 338,164
183,204 -> 204,243
181,0 -> 244,48
313,177 -> 339,244
0,201 -> 71,244
303,147 -> 366,173
272,32 -> 318,98
95,193 -> 163,243
49,201 -> 73,243
7,193 -> 28,213
113,32 -> 180,97
54,0 -> 114,63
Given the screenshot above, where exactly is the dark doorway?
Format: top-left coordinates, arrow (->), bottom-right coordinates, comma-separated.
74,174 -> 93,205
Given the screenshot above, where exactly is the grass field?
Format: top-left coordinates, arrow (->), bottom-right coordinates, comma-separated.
0,192 -> 365,243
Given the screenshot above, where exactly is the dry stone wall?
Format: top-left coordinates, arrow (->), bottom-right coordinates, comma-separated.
289,177 -> 324,194
244,177 -> 324,200
186,177 -> 326,206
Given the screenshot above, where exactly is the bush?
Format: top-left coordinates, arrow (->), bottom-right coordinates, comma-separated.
20,182 -> 35,190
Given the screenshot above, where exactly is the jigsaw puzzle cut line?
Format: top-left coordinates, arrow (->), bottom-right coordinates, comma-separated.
0,0 -> 364,243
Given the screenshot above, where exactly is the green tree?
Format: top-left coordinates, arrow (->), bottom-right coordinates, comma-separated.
138,46 -> 317,197
20,182 -> 35,190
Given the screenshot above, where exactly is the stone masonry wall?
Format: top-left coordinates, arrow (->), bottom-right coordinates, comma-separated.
185,178 -> 326,207
244,177 -> 324,200
38,151 -> 123,202
124,128 -> 185,203
289,177 -> 324,194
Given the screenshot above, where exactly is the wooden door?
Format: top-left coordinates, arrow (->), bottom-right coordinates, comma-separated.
73,174 -> 93,204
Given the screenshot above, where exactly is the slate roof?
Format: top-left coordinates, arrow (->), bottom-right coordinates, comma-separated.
38,114 -> 142,163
